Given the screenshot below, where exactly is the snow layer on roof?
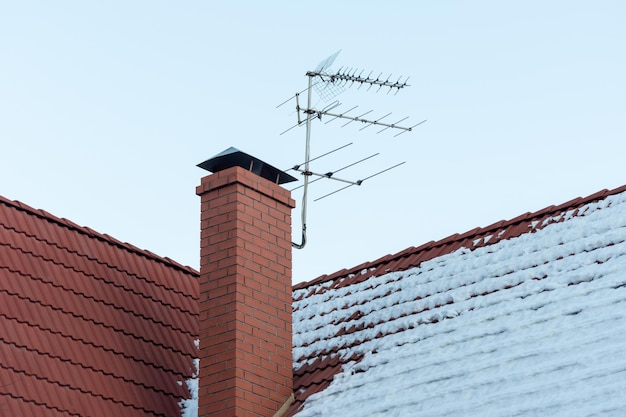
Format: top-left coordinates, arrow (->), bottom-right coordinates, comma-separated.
292,191 -> 626,416
179,341 -> 199,417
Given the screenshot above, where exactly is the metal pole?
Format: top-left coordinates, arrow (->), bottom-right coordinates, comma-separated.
292,74 -> 314,249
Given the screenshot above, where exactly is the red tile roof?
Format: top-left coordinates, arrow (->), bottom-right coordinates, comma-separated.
0,195 -> 199,417
7,182 -> 626,416
287,184 -> 626,416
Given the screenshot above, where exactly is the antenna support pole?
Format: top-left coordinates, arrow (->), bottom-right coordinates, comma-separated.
292,74 -> 314,249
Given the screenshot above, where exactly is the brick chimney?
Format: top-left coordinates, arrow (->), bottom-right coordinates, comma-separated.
196,148 -> 296,416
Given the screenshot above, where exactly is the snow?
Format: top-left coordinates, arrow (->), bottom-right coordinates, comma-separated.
178,342 -> 199,417
292,191 -> 626,416
179,191 -> 626,416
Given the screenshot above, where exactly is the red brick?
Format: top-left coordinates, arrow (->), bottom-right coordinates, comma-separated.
197,166 -> 294,417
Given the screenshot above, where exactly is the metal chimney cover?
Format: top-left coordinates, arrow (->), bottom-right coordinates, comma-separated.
197,147 -> 297,185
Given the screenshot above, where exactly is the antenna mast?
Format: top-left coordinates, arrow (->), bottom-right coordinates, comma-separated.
293,73 -> 315,249
279,51 -> 425,249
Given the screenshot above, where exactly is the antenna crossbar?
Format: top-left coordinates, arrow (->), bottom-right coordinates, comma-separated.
313,161 -> 406,201
317,109 -> 414,132
292,168 -> 361,186
290,152 -> 379,191
306,70 -> 410,91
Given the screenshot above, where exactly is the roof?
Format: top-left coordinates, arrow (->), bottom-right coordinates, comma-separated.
0,195 -> 199,417
288,184 -> 626,416
7,183 -> 626,416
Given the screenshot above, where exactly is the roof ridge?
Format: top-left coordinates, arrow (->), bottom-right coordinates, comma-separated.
0,229 -> 197,305
0,195 -> 198,277
293,183 -> 626,290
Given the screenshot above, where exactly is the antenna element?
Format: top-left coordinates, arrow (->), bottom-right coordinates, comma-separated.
279,51 -> 425,249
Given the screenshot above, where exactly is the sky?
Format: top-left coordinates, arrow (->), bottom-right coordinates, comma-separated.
1,1 -> 624,283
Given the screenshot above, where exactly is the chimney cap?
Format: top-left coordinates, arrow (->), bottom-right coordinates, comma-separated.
197,147 -> 298,185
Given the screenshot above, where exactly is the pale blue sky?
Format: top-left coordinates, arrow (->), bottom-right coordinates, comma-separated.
1,1 -> 624,282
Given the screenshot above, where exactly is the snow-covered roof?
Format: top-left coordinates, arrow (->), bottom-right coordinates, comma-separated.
0,195 -> 199,416
287,185 -> 626,416
5,182 -> 626,416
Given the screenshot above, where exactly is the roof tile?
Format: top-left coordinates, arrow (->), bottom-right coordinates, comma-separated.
0,196 -> 199,416
290,184 -> 626,416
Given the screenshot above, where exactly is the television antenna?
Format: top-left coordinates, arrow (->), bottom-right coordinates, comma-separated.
277,50 -> 426,249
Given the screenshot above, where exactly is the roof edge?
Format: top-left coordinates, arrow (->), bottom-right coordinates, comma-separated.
294,184 -> 626,291
0,195 -> 199,277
